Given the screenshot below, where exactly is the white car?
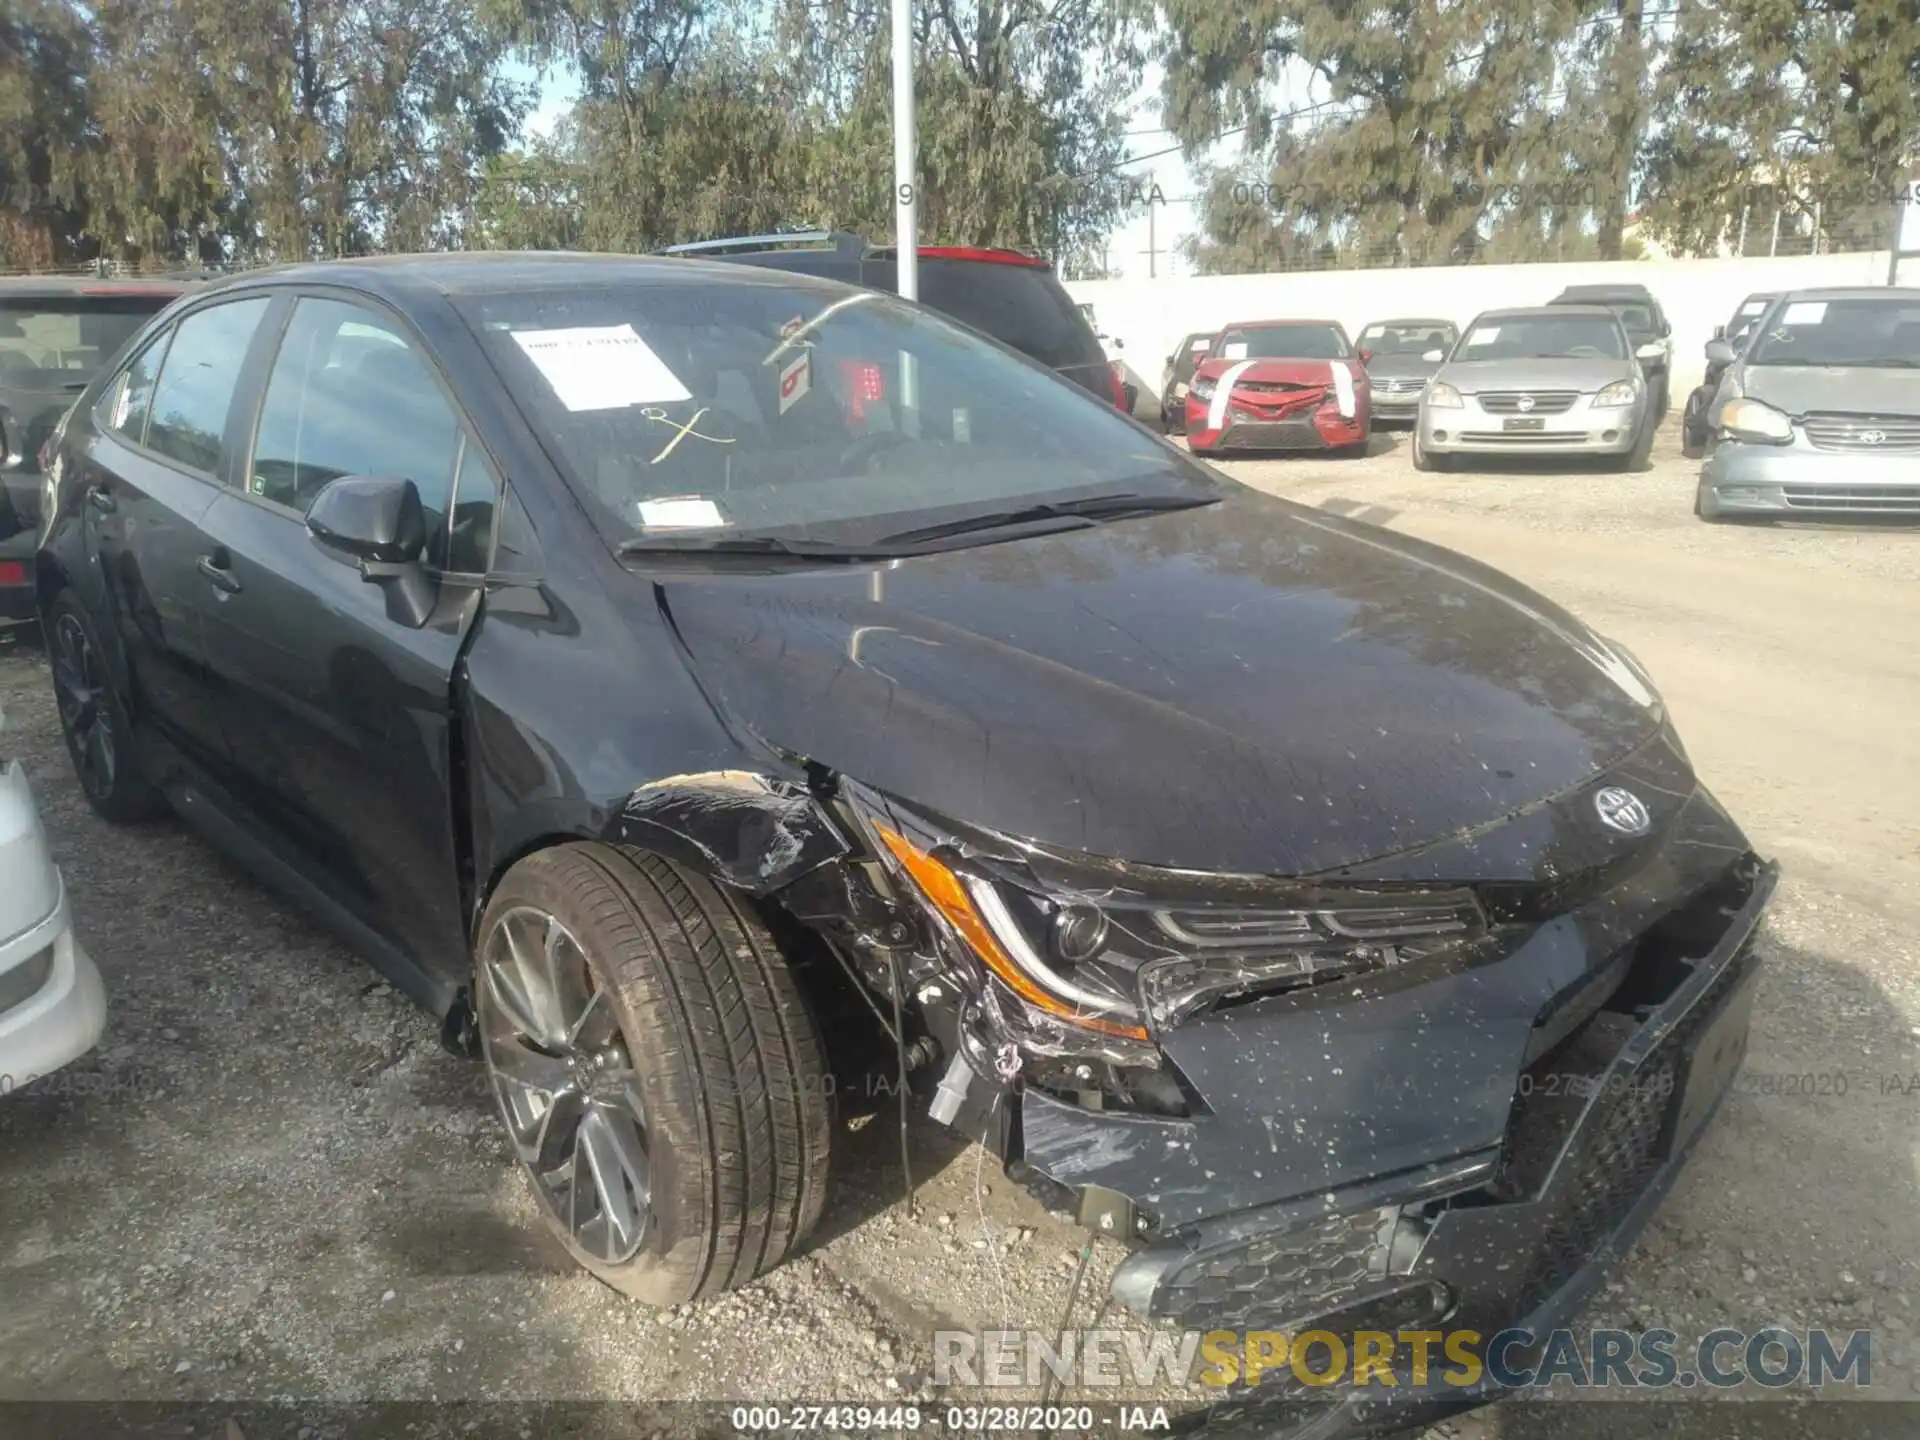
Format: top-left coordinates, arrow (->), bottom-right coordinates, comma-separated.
0,706 -> 105,1094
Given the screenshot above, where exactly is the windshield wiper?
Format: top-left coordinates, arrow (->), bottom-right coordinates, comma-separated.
873,492 -> 1217,547
616,533 -> 891,562
1815,357 -> 1920,368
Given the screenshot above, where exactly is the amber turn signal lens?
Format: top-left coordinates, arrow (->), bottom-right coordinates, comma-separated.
872,825 -> 1149,1041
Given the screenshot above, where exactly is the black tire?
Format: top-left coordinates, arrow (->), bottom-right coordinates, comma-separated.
1411,432 -> 1449,472
1652,372 -> 1670,422
1617,407 -> 1657,472
45,590 -> 168,824
1680,389 -> 1709,460
475,843 -> 831,1306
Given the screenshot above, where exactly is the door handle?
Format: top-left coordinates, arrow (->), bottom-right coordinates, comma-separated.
196,554 -> 242,594
88,488 -> 116,514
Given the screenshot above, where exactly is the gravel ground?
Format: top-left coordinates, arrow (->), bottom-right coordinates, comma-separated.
1,416 -> 1916,1438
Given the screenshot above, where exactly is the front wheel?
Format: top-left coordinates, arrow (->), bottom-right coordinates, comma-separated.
1680,389 -> 1710,460
475,843 -> 831,1305
1411,432 -> 1448,472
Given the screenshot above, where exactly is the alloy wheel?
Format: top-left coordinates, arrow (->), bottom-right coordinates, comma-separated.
51,612 -> 116,799
478,905 -> 653,1265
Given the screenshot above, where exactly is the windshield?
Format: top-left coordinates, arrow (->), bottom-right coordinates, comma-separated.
462,279 -> 1203,547
1213,324 -> 1349,360
1456,314 -> 1627,362
1172,335 -> 1214,383
0,298 -> 161,392
1607,303 -> 1656,333
1747,298 -> 1920,367
1358,322 -> 1457,355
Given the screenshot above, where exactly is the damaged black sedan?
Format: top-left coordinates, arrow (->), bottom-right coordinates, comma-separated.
37,254 -> 1773,1427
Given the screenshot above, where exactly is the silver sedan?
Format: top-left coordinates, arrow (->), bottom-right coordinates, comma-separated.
1697,287 -> 1920,521
1413,306 -> 1660,472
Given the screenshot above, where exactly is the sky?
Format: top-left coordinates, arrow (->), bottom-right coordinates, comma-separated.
507,53 -> 1280,277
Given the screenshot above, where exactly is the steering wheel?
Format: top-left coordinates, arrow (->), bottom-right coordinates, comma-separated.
839,430 -> 916,472
1564,344 -> 1607,359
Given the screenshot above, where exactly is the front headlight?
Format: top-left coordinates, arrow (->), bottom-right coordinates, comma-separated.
1592,380 -> 1637,408
1720,397 -> 1794,445
1189,376 -> 1215,401
1424,381 -> 1463,408
859,803 -> 1486,1060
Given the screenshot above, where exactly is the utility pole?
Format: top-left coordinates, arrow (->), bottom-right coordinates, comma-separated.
891,0 -> 917,301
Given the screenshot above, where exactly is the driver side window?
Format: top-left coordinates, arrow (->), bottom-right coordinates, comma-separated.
249,297 -> 468,568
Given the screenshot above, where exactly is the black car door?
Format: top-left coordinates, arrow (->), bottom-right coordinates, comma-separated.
77,298 -> 274,784
193,291 -> 502,997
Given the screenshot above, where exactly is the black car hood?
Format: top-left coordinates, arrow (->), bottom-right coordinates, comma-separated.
658,494 -> 1663,878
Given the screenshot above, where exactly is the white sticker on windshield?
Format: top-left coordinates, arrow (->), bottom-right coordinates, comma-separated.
637,495 -> 727,529
777,350 -> 811,414
952,408 -> 972,443
1466,327 -> 1499,346
1189,338 -> 1211,350
1781,302 -> 1827,325
512,325 -> 693,412
1222,342 -> 1249,359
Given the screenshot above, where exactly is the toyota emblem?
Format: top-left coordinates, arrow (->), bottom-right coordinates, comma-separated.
1516,394 -> 1536,412
1860,429 -> 1886,445
1594,786 -> 1652,836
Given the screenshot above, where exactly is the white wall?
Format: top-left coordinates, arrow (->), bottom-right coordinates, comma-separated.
1065,251 -> 1895,401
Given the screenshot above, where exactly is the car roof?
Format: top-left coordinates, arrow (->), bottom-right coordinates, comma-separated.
1361,316 -> 1456,328
191,251 -> 854,304
1219,318 -> 1343,329
1765,286 -> 1920,303
1552,284 -> 1655,301
1471,305 -> 1621,322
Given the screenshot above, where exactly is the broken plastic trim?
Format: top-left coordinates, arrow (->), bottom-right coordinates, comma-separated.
608,769 -> 850,897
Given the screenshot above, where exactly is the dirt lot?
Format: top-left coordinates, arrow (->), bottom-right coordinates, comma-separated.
2,419 -> 1918,1437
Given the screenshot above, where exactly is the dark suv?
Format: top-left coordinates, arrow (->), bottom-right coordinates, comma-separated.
660,231 -> 1124,409
1549,283 -> 1673,419
1,277 -> 200,625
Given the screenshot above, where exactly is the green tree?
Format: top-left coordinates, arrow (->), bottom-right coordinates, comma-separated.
1643,0 -> 1919,255
0,0 -> 93,267
1161,0 -> 1594,272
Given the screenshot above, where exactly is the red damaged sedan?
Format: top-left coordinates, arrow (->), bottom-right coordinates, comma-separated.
1185,319 -> 1371,457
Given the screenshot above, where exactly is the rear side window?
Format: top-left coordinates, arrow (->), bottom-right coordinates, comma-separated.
98,331 -> 172,444
146,298 -> 272,475
0,297 -> 165,392
871,257 -> 1107,374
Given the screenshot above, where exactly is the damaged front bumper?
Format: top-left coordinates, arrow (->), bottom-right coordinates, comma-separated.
854,767 -> 1774,1434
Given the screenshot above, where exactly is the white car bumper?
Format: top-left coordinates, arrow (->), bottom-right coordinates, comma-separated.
0,760 -> 106,1091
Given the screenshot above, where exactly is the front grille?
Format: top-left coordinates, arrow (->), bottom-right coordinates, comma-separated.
1221,421 -> 1327,449
1478,391 -> 1579,415
1374,378 -> 1425,396
1781,484 -> 1920,512
1802,412 -> 1920,452
1149,1206 -> 1393,1330
1236,379 -> 1322,397
1457,430 -> 1590,445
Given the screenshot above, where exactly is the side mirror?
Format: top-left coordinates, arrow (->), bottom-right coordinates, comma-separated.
1703,339 -> 1735,366
1635,341 -> 1666,362
307,474 -> 436,627
1421,348 -> 1445,363
1357,348 -> 1373,365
